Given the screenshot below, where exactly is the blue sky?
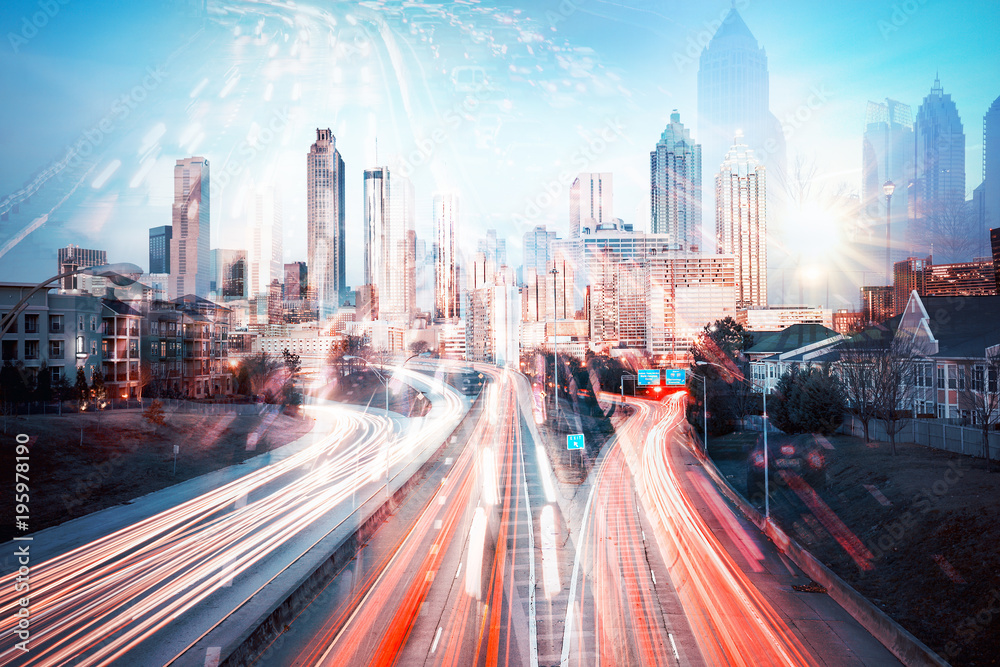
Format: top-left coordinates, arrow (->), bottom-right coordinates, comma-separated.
1,0 -> 998,308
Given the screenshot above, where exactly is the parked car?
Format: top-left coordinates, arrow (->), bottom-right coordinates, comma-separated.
746,433 -> 828,495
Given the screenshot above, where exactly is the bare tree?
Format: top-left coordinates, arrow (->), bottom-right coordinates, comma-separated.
916,198 -> 978,263
240,352 -> 283,399
838,333 -> 883,443
872,333 -> 922,455
961,348 -> 1000,472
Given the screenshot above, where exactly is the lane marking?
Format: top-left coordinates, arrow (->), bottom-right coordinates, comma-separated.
863,483 -> 892,506
561,471 -> 599,667
430,626 -> 443,654
650,570 -> 656,585
668,632 -> 681,663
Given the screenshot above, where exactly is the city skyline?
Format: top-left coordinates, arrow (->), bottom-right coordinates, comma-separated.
3,1 -> 1000,314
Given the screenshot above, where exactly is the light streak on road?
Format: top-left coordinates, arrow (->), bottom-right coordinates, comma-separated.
624,392 -> 821,667
0,367 -> 465,666
540,505 -> 560,599
466,508 -> 488,600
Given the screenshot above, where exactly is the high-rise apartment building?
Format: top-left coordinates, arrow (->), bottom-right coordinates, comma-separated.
364,166 -> 415,322
148,226 -> 171,275
862,99 -> 913,271
169,157 -> 211,299
697,7 -> 785,205
861,285 -> 894,325
914,76 -> 966,258
716,134 -> 767,308
433,193 -> 460,321
57,245 -> 107,290
570,173 -> 614,238
307,129 -> 346,319
650,111 -> 701,249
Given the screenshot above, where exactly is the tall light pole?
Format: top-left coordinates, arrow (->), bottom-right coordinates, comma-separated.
549,266 -> 560,419
883,180 -> 895,286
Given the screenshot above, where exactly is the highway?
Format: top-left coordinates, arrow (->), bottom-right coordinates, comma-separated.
0,368 -> 465,667
0,367 -> 905,667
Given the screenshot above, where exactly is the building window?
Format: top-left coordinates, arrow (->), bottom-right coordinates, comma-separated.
76,335 -> 85,357
3,314 -> 16,334
958,367 -> 966,392
79,315 -> 84,331
50,315 -> 63,333
1,340 -> 15,361
91,341 -> 97,356
948,365 -> 957,390
24,314 -> 38,333
49,340 -> 64,359
50,366 -> 62,383
973,366 -> 985,392
937,366 -> 945,389
90,316 -> 97,332
24,340 -> 39,360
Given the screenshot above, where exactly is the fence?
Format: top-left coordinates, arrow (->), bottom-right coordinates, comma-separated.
840,414 -> 1000,461
6,398 -> 275,417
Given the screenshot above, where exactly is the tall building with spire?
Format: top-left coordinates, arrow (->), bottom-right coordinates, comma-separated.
862,99 -> 914,273
433,193 -> 460,321
364,166 -> 415,322
169,157 -> 210,299
716,134 -> 767,309
914,75 -> 966,259
698,8 -> 785,200
570,173 -> 614,238
306,129 -> 346,319
650,110 -> 702,249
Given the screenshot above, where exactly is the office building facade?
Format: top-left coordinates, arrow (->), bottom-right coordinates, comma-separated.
169,157 -> 211,299
716,135 -> 767,308
307,129 -> 346,319
650,111 -> 701,249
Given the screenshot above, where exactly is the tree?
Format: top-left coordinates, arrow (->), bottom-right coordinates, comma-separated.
239,352 -> 283,399
90,368 -> 106,404
409,340 -> 430,356
281,348 -> 302,407
871,333 -> 922,455
74,367 -> 90,406
143,399 -> 166,434
688,317 -> 757,436
961,348 -> 1000,472
769,364 -> 846,435
916,198 -> 979,263
837,331 -> 887,443
35,363 -> 52,402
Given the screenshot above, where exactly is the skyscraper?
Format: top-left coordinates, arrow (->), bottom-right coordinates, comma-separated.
307,129 -> 346,319
364,166 -> 415,322
914,75 -> 966,257
570,173 -> 613,238
716,134 -> 767,309
148,226 -> 171,275
477,229 -> 506,267
433,193 -> 460,321
245,184 -> 283,306
650,110 -> 702,249
980,96 -> 1000,244
862,99 -> 913,270
698,8 -> 785,197
523,225 -> 558,276
169,157 -> 210,299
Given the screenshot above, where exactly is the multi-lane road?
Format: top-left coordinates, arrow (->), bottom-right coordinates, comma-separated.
1,364 -> 903,666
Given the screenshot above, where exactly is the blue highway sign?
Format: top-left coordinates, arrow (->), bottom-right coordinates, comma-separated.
637,369 -> 661,386
567,434 -> 585,450
664,369 -> 686,385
